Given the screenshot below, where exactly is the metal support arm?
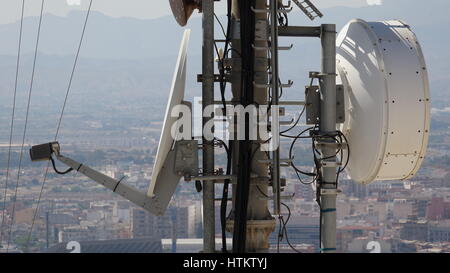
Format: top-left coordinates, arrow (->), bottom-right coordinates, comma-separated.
55,154 -> 163,215
28,142 -> 164,216
278,26 -> 321,37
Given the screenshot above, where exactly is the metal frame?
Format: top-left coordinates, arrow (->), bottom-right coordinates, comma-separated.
201,0 -> 216,253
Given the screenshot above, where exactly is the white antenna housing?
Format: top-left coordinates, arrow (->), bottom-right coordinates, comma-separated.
147,29 -> 191,209
337,19 -> 430,184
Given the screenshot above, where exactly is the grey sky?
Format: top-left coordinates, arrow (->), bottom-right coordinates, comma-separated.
0,0 -> 373,24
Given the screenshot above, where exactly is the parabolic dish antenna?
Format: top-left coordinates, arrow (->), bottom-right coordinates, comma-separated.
147,29 -> 191,213
169,0 -> 202,26
337,19 -> 430,184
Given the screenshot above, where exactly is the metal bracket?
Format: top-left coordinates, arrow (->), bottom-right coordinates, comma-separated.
309,71 -> 338,78
280,1 -> 292,9
278,6 -> 293,13
253,82 -> 271,89
187,175 -> 235,182
280,80 -> 294,88
278,44 -> 294,50
252,44 -> 270,51
305,84 -> 345,125
320,188 -> 341,196
315,142 -> 348,150
197,74 -> 230,83
174,140 -> 199,178
321,160 -> 342,168
29,142 -> 60,162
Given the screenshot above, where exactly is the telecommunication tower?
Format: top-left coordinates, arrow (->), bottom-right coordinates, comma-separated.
30,0 -> 430,253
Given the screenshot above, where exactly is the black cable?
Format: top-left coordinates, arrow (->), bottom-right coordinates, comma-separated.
233,0 -> 256,253
50,157 -> 73,175
216,0 -> 232,253
277,215 -> 283,253
313,130 -> 349,253
280,202 -> 302,253
113,176 -> 126,192
220,141 -> 232,252
280,105 -> 306,134
280,77 -> 313,136
277,5 -> 289,27
0,0 -> 25,246
278,78 -> 283,98
337,132 -> 350,173
6,0 -> 45,252
254,185 -> 296,253
214,13 -> 227,39
335,131 -> 350,186
215,137 -> 232,253
280,134 -> 311,139
288,127 -> 316,177
225,47 -> 242,58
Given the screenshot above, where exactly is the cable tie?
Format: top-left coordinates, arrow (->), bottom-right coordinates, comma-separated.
320,248 -> 337,251
113,176 -> 126,192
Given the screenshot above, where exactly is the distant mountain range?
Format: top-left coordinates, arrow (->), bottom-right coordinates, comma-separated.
0,0 -> 447,59
0,0 -> 448,130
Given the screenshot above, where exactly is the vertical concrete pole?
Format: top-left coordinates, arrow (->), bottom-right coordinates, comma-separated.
269,0 -> 281,215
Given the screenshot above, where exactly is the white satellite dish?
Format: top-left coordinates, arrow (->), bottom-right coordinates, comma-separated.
147,29 -> 191,213
337,19 -> 430,184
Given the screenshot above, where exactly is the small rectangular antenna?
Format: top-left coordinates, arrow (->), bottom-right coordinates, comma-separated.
293,0 -> 324,21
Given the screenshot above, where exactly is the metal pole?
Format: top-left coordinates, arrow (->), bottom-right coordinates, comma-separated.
269,0 -> 281,215
171,208 -> 177,253
319,24 -> 337,253
202,0 -> 215,253
46,211 -> 49,249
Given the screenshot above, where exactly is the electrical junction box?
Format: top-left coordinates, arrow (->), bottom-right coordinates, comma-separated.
305,85 -> 345,125
174,140 -> 199,178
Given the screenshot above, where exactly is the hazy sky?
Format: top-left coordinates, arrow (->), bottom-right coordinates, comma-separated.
0,0 -> 377,24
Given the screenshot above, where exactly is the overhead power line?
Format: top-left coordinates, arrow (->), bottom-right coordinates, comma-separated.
6,0 -> 45,252
0,0 -> 25,246
25,0 -> 94,252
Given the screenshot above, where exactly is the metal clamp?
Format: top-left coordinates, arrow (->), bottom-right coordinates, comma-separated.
309,71 -> 338,78
280,0 -> 292,9
315,142 -> 348,150
321,160 -> 341,168
186,175 -> 236,182
252,44 -> 270,51
320,188 -> 341,195
280,80 -> 294,88
278,44 -> 294,50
